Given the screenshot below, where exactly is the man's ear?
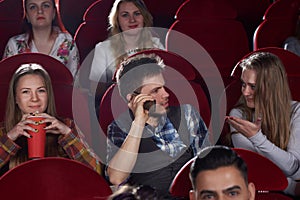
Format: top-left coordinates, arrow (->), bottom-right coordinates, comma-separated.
248,182 -> 256,200
189,190 -> 196,200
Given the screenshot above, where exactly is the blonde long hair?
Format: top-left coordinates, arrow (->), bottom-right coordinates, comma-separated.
5,63 -> 66,168
108,0 -> 155,68
235,52 -> 292,150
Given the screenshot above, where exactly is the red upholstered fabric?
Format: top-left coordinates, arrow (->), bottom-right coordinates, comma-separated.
175,0 -> 237,20
231,47 -> 300,78
143,0 -> 186,28
256,193 -> 293,200
166,19 -> 249,79
0,157 -> 112,199
233,148 -> 288,191
253,19 -> 297,51
232,0 -> 270,22
263,0 -> 300,20
253,0 -> 300,51
0,0 -> 23,21
59,0 -> 97,35
169,156 -> 195,198
98,84 -> 127,135
167,0 -> 249,80
74,0 -> 114,62
0,0 -> 24,58
231,0 -> 271,50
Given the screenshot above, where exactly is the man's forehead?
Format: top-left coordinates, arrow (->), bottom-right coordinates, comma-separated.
141,73 -> 165,86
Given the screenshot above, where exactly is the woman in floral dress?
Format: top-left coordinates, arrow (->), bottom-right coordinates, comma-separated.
2,0 -> 79,77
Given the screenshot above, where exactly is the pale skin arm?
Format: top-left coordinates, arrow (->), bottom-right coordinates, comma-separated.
107,93 -> 154,185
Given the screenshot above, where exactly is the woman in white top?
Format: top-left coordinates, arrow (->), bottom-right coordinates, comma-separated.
3,0 -> 79,77
89,0 -> 164,108
226,52 -> 300,197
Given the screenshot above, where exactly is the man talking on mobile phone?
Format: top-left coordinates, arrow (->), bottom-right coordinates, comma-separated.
106,53 -> 211,199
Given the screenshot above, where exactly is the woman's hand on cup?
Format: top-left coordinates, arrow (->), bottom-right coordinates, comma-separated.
37,113 -> 71,136
7,114 -> 38,141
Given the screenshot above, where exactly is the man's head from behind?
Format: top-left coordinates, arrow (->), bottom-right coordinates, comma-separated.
189,146 -> 255,200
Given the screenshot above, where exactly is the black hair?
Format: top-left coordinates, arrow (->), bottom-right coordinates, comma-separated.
190,146 -> 248,188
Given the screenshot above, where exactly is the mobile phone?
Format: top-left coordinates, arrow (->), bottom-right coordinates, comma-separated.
132,91 -> 156,111
143,100 -> 156,111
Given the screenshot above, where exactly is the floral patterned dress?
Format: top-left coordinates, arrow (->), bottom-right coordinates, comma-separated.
2,27 -> 79,77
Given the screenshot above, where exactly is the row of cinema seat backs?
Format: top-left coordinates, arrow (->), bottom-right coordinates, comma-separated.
169,148 -> 292,200
0,138 -> 291,199
0,53 -> 93,145
0,157 -> 112,199
74,0 -> 114,63
230,0 -> 271,50
218,47 -> 300,147
98,49 -> 212,137
65,0 -> 187,37
253,0 -> 300,50
166,0 -> 250,85
1,0 -> 270,78
73,0 -> 188,63
0,0 -> 24,59
59,0 -> 98,36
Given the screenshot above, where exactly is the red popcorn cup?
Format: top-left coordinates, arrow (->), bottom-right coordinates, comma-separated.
27,116 -> 46,159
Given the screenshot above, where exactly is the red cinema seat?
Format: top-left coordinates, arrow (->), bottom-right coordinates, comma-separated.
166,0 -> 250,81
58,0 -> 97,35
253,0 -> 300,50
0,0 -> 24,58
74,0 -> 114,62
169,147 -> 291,199
0,157 -> 112,199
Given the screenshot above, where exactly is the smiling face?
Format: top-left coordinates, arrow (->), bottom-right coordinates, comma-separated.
241,69 -> 257,109
117,1 -> 144,36
15,74 -> 48,114
190,166 -> 255,200
140,73 -> 169,115
25,0 -> 56,29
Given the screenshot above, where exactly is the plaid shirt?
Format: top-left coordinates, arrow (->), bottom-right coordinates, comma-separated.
107,104 -> 211,163
0,118 -> 102,175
